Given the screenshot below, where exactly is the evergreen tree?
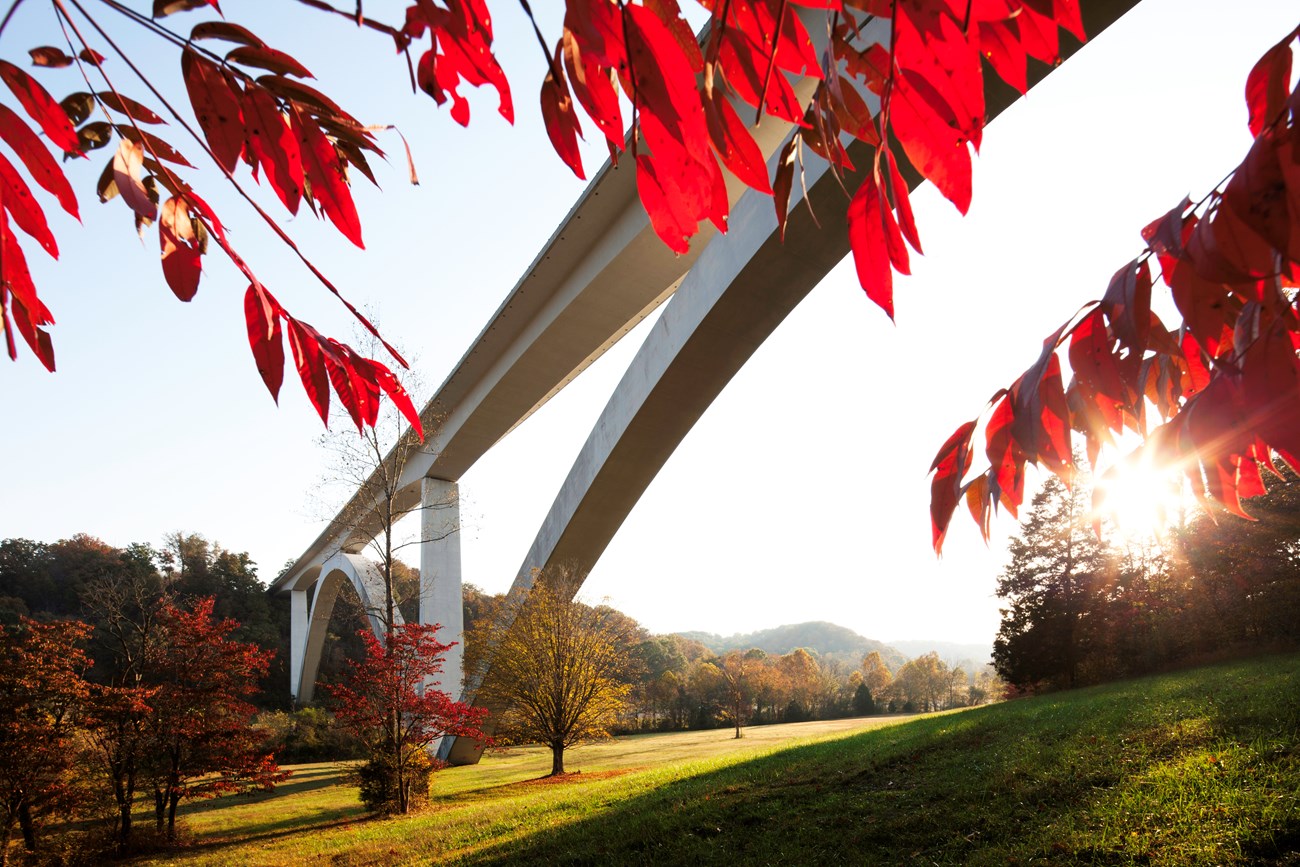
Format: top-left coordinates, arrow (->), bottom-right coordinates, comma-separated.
994,473 -> 1108,690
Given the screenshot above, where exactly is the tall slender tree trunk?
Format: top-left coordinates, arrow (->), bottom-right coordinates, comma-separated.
167,790 -> 181,837
550,743 -> 565,776
1,811 -> 13,867
16,798 -> 34,853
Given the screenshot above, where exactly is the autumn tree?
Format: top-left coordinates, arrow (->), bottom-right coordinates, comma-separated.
707,651 -> 753,739
326,623 -> 486,813
81,559 -> 166,852
860,650 -> 893,700
143,598 -> 287,838
476,564 -> 636,776
0,619 -> 90,866
892,652 -> 950,712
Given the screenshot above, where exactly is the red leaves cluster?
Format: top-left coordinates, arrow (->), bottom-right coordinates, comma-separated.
1,0 -> 1099,445
0,619 -> 92,836
1,13 -> 425,438
839,0 -> 1085,320
930,25 -> 1300,552
326,623 -> 488,754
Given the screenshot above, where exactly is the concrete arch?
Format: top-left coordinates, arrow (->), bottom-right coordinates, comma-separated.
290,552 -> 402,705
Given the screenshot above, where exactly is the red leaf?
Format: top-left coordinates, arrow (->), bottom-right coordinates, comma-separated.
636,152 -> 694,255
226,46 -> 314,79
890,79 -> 973,214
154,0 -> 221,16
243,284 -> 284,401
191,21 -> 266,47
929,419 -> 976,553
365,357 -> 423,440
1169,257 -> 1231,357
626,3 -> 713,162
561,30 -> 623,150
1242,321 -> 1300,463
78,48 -> 106,66
242,86 -> 303,214
718,30 -> 805,125
977,19 -> 1026,95
1013,3 -> 1060,65
115,125 -> 194,167
1142,196 -> 1192,263
1223,132 -> 1291,258
964,472 -> 992,543
1185,376 -> 1253,518
828,77 -> 880,146
1245,28 -> 1297,138
0,213 -> 54,370
292,105 -> 364,248
182,48 -> 245,174
1101,258 -> 1151,354
1068,308 -> 1125,404
540,49 -> 585,181
286,318 -> 329,424
0,60 -> 81,155
847,172 -> 894,319
159,196 -> 202,301
111,139 -> 157,223
96,92 -> 165,124
28,47 -> 73,68
982,389 -> 1014,490
1052,0 -> 1087,42
644,0 -> 704,74
884,151 -> 922,254
772,136 -> 797,242
0,151 -> 58,258
1180,329 -> 1212,398
704,87 -> 772,194
0,105 -> 78,220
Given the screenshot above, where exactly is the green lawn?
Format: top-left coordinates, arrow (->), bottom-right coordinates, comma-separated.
132,654 -> 1300,865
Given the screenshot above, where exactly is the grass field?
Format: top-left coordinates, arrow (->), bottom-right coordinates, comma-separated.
131,654 -> 1300,865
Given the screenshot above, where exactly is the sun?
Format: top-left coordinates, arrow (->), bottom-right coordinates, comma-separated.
1094,456 -> 1185,539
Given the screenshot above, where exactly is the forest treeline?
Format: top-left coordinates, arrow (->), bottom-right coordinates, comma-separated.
993,465 -> 1300,691
0,533 -> 994,753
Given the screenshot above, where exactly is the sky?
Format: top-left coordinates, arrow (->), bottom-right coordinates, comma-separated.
1,1 -> 1296,647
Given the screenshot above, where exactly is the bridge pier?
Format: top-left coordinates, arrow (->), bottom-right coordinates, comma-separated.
420,477 -> 464,698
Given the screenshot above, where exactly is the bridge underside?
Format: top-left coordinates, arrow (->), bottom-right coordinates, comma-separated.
280,0 -> 1142,765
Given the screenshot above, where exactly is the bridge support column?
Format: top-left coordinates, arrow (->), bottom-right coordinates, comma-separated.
289,588 -> 308,703
420,478 -> 463,699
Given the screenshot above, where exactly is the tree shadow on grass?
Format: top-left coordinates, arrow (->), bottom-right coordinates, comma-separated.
178,764 -> 351,817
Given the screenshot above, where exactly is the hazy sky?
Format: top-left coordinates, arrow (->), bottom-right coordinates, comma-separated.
1,1 -> 1296,646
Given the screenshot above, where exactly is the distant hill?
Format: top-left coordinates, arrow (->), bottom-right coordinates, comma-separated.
676,622 -> 909,670
888,639 -> 994,671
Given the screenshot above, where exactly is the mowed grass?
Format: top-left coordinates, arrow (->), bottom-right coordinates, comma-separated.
134,654 -> 1300,865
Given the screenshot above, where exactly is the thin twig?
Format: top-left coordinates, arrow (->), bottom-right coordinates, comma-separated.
516,0 -> 563,83
0,0 -> 29,39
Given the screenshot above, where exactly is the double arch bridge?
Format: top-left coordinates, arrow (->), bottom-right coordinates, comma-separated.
269,0 -> 1139,764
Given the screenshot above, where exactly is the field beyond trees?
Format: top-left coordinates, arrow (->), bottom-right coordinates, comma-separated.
131,653 -> 1300,866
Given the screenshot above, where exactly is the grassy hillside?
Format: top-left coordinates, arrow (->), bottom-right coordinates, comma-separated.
133,654 -> 1300,865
